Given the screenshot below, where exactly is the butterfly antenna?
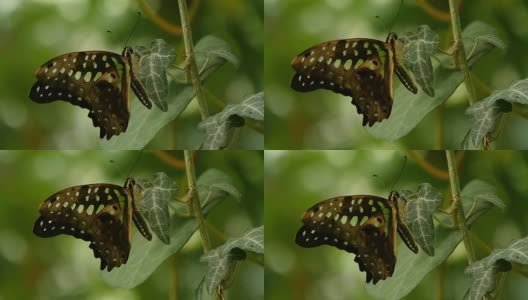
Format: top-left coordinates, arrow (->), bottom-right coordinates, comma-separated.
390,155 -> 408,192
126,150 -> 144,179
388,0 -> 405,33
124,12 -> 142,48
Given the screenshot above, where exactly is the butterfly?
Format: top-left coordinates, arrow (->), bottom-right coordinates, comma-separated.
29,47 -> 153,139
33,178 -> 152,271
290,33 -> 418,126
295,191 -> 418,284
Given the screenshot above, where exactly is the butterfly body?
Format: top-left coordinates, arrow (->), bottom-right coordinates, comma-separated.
29,48 -> 152,139
33,178 -> 152,271
290,33 -> 417,126
295,192 -> 418,284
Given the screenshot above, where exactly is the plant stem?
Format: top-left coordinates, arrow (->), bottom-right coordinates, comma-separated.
407,150 -> 449,180
178,0 -> 209,119
448,0 -> 477,107
184,150 -> 211,252
445,150 -> 476,264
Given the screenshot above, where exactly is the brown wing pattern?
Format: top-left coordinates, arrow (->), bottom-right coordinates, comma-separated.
33,182 -> 133,271
295,195 -> 398,284
29,51 -> 131,139
291,38 -> 394,126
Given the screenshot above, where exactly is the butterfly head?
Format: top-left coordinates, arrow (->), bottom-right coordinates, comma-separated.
386,32 -> 402,54
122,47 -> 135,60
386,32 -> 398,44
388,190 -> 408,216
125,177 -> 136,190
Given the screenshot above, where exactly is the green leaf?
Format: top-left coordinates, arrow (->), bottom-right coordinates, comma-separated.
200,248 -> 233,295
461,21 -> 506,65
464,101 -> 504,148
133,39 -> 176,112
400,25 -> 439,97
464,261 -> 503,300
197,169 -> 241,208
367,21 -> 502,141
195,36 -> 239,79
136,172 -> 178,245
367,59 -> 461,140
219,226 -> 264,256
101,214 -> 198,288
367,181 -> 497,299
460,179 -> 505,224
465,79 -> 527,147
401,183 -> 442,256
200,226 -> 263,295
465,238 -> 528,300
102,171 -> 229,288
170,35 -> 239,82
100,35 -> 236,149
199,92 -> 264,150
366,225 -> 461,300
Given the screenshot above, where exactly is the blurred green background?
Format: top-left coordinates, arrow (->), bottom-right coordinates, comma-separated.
265,150 -> 528,299
1,0 -> 263,149
0,150 -> 263,299
265,0 -> 528,149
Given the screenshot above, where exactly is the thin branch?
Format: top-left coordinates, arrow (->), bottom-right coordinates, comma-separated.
417,0 -> 451,21
137,0 -> 200,36
446,150 -> 476,264
407,150 -> 449,180
178,0 -> 209,119
154,150 -> 186,169
184,150 -> 211,252
448,0 -> 478,108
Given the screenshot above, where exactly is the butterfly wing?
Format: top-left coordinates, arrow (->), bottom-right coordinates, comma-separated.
33,183 -> 133,271
29,51 -> 132,139
291,38 -> 395,126
295,195 -> 398,284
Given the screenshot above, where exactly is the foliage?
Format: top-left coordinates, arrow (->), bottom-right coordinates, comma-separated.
400,25 -> 439,97
137,172 -> 177,245
265,1 -> 528,149
265,151 -> 528,300
199,92 -> 264,150
100,35 -> 242,149
401,183 -> 442,256
134,39 -> 177,112
198,226 -> 264,296
2,1 -> 263,149
2,150 -> 263,299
